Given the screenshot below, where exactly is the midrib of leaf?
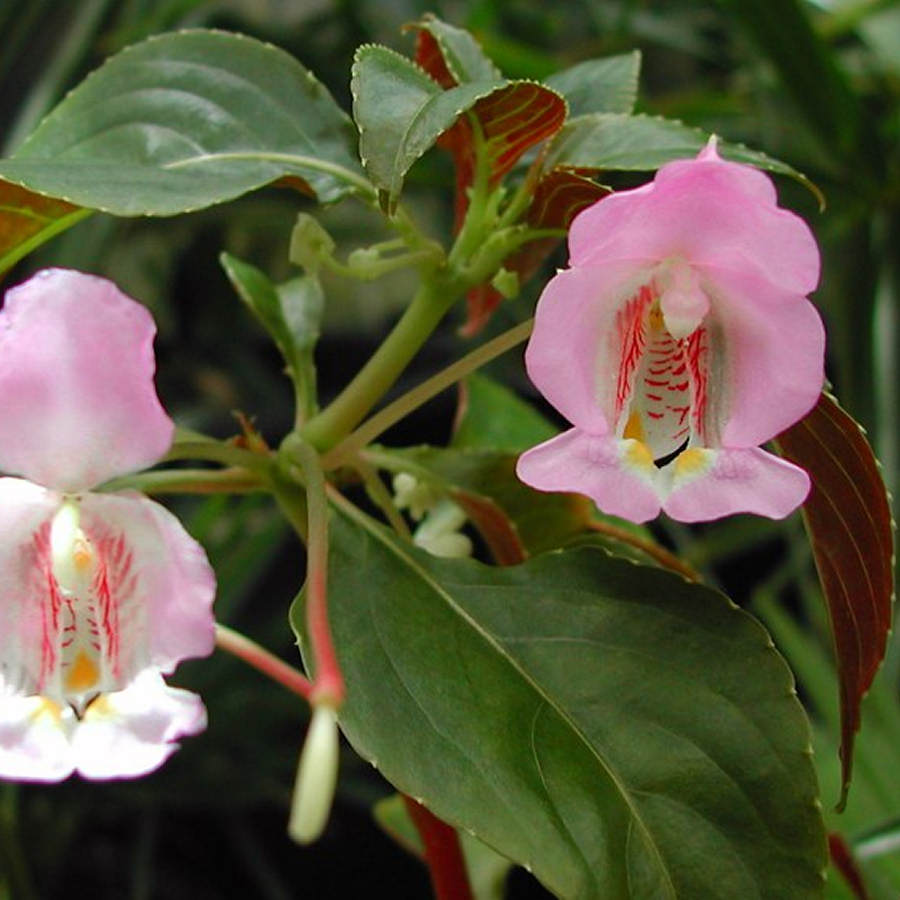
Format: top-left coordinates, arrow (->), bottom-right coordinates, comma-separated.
336,497 -> 678,897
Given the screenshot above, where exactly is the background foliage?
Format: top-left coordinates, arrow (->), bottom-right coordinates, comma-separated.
0,1 -> 898,897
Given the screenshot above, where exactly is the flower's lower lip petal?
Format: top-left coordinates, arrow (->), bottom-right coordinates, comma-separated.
0,694 -> 74,782
517,429 -> 663,524
0,268 -> 174,492
663,447 -> 810,523
71,671 -> 207,781
78,492 -> 216,675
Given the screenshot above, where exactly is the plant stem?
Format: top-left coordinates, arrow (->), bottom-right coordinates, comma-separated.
215,624 -> 312,701
403,796 -> 474,900
100,467 -> 265,495
300,277 -> 456,451
586,520 -> 701,583
322,318 -> 534,469
163,440 -> 275,475
352,457 -> 412,539
290,439 -> 344,705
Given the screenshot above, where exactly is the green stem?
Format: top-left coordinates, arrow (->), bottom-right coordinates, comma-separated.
100,467 -> 265,495
352,457 -> 412,539
300,277 -> 457,450
287,439 -> 344,705
322,318 -> 534,469
162,440 -> 275,475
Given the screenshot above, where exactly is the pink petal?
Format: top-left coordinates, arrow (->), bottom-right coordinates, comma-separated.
78,492 -> 216,676
663,447 -> 810,522
0,694 -> 75,782
699,265 -> 826,448
71,670 -> 206,780
568,154 -> 819,297
526,262 -> 651,433
0,478 -> 63,698
0,269 -> 174,491
517,429 -> 663,523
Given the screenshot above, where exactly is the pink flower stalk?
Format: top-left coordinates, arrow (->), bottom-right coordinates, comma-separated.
0,269 -> 215,781
516,139 -> 825,523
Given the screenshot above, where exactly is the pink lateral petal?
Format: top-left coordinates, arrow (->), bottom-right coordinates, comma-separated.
526,262 -> 651,433
568,156 -> 819,297
0,477 -> 63,698
72,670 -> 206,780
0,694 -> 74,782
79,493 -> 216,676
517,429 -> 663,523
0,269 -> 174,491
700,265 -> 826,448
663,447 -> 810,522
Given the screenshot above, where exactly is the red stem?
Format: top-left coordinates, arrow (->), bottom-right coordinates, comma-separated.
403,796 -> 474,900
215,624 -> 313,700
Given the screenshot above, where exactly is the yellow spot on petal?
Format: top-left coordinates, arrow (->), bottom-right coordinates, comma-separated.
623,409 -> 645,443
82,694 -> 113,721
674,447 -> 713,478
65,651 -> 99,693
72,538 -> 94,573
624,440 -> 655,472
30,698 -> 63,725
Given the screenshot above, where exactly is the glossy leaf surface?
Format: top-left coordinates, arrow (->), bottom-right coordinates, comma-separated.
0,30 -> 369,215
298,505 -> 827,898
775,393 -> 894,807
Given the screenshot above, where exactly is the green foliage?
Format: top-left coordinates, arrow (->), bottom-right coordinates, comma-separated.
294,506 -> 827,899
543,52 -> 641,117
0,30 -> 369,216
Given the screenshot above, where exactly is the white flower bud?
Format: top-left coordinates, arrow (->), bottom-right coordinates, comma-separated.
288,704 -> 340,845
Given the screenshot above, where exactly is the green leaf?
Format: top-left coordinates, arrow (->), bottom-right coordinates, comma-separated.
0,30 -> 372,216
544,51 -> 642,117
298,504 -> 827,898
351,44 -> 503,205
220,252 -> 323,418
452,373 -> 557,454
0,178 -> 90,277
775,393 -> 895,809
374,794 -> 512,900
410,14 -> 502,86
544,113 -> 824,205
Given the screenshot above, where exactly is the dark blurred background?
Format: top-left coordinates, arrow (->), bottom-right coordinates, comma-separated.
1,1 -> 898,897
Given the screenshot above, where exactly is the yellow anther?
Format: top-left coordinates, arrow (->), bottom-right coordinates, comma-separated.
72,538 -> 94,573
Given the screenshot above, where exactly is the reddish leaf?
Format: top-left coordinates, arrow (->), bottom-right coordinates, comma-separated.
413,27 -> 457,89
461,170 -> 607,335
775,393 -> 894,808
828,833 -> 870,900
452,491 -> 527,565
0,179 -> 86,277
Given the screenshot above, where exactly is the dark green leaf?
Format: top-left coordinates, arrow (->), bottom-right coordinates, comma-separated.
297,505 -> 826,898
0,30 -> 371,216
410,14 -> 501,86
775,393 -> 894,809
544,52 -> 642,117
544,113 -> 824,205
351,44 -> 502,204
452,374 -> 557,454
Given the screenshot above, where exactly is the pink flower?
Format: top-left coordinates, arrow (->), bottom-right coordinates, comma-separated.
516,140 -> 825,523
0,269 -> 215,781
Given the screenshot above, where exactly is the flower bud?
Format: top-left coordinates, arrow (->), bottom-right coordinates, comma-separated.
288,704 -> 340,845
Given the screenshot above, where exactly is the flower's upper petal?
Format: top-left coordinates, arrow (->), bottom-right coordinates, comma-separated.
699,265 -> 825,448
568,153 -> 819,296
0,478 -> 62,698
526,262 -> 651,433
0,693 -> 74,782
78,493 -> 216,677
517,429 -> 663,523
663,447 -> 810,522
0,269 -> 174,491
71,670 -> 206,780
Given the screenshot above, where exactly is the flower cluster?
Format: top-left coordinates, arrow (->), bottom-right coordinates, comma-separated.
0,269 -> 215,781
517,139 -> 825,523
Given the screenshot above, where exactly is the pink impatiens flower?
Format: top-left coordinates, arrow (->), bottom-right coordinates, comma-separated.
516,139 -> 825,523
0,269 -> 215,781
